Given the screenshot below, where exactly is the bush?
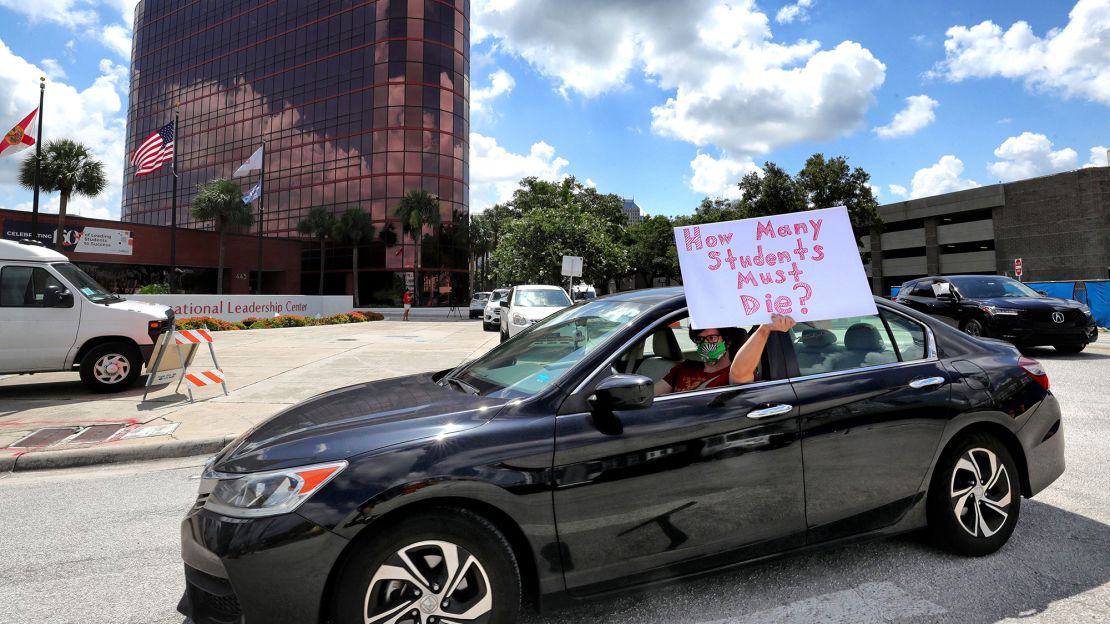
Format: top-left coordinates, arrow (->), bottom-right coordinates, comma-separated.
324,313 -> 351,324
233,311 -> 383,329
138,283 -> 169,295
241,316 -> 263,328
175,317 -> 241,331
362,311 -> 385,321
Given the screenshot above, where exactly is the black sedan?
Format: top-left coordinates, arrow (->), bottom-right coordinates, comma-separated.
178,289 -> 1065,624
895,274 -> 1098,353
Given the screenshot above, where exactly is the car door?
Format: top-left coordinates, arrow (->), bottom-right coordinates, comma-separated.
787,307 -> 950,543
551,311 -> 806,594
0,264 -> 80,371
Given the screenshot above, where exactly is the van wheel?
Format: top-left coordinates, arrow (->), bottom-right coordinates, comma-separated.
80,342 -> 141,393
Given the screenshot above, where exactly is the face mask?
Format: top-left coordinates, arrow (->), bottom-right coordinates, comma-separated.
697,340 -> 727,364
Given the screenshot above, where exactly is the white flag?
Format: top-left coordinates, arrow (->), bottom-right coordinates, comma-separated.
233,145 -> 263,177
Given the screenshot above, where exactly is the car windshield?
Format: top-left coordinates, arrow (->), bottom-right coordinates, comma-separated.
449,300 -> 650,398
52,263 -> 120,303
474,293 -> 490,301
489,290 -> 507,303
950,276 -> 1040,299
515,289 -> 572,307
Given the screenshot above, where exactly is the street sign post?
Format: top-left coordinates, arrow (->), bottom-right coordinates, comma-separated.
562,255 -> 583,299
1015,258 -> 1023,280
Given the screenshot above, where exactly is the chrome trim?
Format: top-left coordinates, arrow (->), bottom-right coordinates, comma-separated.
909,376 -> 946,389
747,404 -> 793,418
654,377 -> 793,402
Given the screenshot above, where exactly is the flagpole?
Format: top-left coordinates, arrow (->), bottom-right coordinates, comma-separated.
170,107 -> 179,294
30,76 -> 44,235
255,139 -> 265,295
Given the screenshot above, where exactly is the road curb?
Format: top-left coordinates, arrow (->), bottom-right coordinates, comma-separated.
2,436 -> 235,473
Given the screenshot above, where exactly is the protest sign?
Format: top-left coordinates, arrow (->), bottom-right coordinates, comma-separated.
673,206 -> 876,328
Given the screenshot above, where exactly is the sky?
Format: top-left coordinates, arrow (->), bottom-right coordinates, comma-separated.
0,0 -> 1108,221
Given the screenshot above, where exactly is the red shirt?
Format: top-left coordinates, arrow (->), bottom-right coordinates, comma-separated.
403,292 -> 412,304
662,361 -> 730,392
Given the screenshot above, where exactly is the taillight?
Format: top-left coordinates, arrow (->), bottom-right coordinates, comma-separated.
1019,356 -> 1049,390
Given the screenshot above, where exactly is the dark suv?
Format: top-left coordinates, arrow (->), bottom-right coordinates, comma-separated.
895,275 -> 1097,353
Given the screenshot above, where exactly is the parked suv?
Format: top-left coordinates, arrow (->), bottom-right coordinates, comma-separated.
482,288 -> 509,331
498,284 -> 572,341
469,291 -> 491,319
0,239 -> 173,392
895,274 -> 1097,352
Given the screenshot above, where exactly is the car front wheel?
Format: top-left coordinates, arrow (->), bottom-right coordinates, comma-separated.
79,342 -> 142,393
961,318 -> 987,338
927,433 -> 1021,556
332,508 -> 521,624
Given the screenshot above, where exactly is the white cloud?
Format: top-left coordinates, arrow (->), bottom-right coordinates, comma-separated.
471,69 -> 515,114
584,178 -> 597,188
934,0 -> 1110,106
987,132 -> 1078,181
1083,145 -> 1109,167
688,152 -> 758,199
888,184 -> 908,197
0,0 -> 98,28
868,183 -> 881,199
910,155 -> 980,198
473,0 -> 886,176
0,39 -> 129,220
100,23 -> 132,60
776,0 -> 814,24
40,58 -> 66,80
468,132 -> 570,211
873,95 -> 937,139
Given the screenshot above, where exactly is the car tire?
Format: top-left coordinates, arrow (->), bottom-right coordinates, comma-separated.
961,318 -> 987,338
927,433 -> 1021,556
1054,344 -> 1086,354
500,326 -> 509,343
331,507 -> 521,624
482,321 -> 493,332
79,342 -> 142,393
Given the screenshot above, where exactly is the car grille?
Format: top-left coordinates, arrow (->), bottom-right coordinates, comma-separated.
1025,309 -> 1087,329
183,566 -> 243,624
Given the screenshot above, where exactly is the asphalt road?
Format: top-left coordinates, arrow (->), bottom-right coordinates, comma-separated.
1,345 -> 1107,624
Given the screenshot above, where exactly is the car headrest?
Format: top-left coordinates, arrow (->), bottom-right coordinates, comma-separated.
844,323 -> 884,351
798,328 -> 836,349
652,328 -> 682,361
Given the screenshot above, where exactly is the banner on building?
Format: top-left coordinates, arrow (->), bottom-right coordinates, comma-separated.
2,220 -> 134,256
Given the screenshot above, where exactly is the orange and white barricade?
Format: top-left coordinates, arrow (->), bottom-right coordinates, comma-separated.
143,325 -> 229,402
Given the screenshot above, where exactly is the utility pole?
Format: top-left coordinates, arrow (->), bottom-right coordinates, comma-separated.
169,106 -> 180,293
255,139 -> 266,294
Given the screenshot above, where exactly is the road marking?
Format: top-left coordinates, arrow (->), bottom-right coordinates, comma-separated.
700,582 -> 946,623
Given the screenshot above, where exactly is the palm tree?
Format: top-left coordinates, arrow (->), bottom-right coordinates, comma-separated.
394,189 -> 441,305
296,207 -> 338,296
332,208 -> 376,307
18,139 -> 107,252
191,178 -> 253,294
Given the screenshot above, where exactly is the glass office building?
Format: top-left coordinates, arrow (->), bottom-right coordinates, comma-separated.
123,0 -> 470,303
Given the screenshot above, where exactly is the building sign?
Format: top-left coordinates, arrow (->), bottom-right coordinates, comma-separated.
131,295 -> 354,322
673,206 -> 876,328
1014,258 -> 1023,278
3,219 -> 133,256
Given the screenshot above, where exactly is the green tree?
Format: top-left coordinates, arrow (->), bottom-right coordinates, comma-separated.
191,178 -> 253,294
296,207 -> 337,297
468,212 -> 493,291
626,215 -> 682,288
18,139 -> 107,252
736,162 -> 806,218
394,189 -> 441,304
331,208 -> 376,307
796,153 -> 882,235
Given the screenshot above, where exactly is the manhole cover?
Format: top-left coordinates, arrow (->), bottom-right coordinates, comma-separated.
69,424 -> 128,444
9,427 -> 80,448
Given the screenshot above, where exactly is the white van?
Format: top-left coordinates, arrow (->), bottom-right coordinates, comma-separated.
0,239 -> 173,393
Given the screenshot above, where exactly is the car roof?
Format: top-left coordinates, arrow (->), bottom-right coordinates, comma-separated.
0,239 -> 67,262
515,284 -> 566,291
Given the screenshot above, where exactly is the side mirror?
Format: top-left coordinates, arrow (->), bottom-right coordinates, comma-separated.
588,374 -> 654,411
42,285 -> 73,308
1037,290 -> 1048,296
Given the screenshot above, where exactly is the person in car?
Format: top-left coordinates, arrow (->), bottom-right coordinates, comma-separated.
654,314 -> 796,395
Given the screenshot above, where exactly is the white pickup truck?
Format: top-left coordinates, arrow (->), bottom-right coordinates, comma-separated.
0,239 -> 173,392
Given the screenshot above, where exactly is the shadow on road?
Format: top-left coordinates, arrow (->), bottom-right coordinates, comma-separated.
1020,346 -> 1110,361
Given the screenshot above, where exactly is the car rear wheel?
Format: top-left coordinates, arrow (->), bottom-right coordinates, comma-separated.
499,326 -> 508,343
927,433 -> 1021,556
961,318 -> 987,338
1054,344 -> 1086,353
79,342 -> 142,393
332,508 -> 521,624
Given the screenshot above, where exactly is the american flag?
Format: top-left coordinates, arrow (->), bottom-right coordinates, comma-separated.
131,121 -> 175,176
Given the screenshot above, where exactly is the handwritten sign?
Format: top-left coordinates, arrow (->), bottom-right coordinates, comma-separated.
673,206 -> 876,328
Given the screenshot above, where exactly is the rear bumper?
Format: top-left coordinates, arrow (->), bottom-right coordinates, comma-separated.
1017,393 -> 1066,497
178,507 -> 349,624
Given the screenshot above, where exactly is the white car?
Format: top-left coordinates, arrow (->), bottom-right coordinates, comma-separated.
498,284 -> 573,342
0,239 -> 173,392
482,288 -> 509,331
469,291 -> 491,319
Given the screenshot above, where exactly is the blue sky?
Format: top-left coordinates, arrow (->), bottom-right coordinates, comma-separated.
0,0 -> 1108,220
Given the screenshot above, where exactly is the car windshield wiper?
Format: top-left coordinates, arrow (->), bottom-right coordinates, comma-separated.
442,375 -> 480,396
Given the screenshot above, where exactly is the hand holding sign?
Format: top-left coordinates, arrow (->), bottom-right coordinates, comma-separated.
674,206 -> 876,328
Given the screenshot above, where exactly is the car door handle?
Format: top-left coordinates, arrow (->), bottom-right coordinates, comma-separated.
909,376 -> 946,389
748,404 -> 793,419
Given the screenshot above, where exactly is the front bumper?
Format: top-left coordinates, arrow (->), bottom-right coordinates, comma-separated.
178,507 -> 349,624
987,317 -> 1098,347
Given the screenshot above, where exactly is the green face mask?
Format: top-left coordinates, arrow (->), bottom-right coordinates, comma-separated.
697,340 -> 727,364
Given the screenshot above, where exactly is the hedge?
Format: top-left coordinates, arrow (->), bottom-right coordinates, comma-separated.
178,311 -> 384,332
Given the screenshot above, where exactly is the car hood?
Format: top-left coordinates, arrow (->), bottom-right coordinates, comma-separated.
973,296 -> 1081,311
101,297 -> 172,318
516,305 -> 565,319
213,373 -> 509,473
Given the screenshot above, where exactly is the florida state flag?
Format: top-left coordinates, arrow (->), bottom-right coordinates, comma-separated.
0,109 -> 37,158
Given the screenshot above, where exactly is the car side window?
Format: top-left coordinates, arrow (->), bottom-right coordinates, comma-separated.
911,281 -> 936,298
880,309 -> 928,361
0,266 -> 64,307
791,314 -> 899,376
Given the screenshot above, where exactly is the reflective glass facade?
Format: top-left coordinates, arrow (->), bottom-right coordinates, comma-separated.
123,0 -> 470,303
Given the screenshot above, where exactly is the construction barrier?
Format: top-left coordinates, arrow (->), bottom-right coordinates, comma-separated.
143,325 -> 229,402
1024,281 -> 1076,301
1085,281 -> 1110,329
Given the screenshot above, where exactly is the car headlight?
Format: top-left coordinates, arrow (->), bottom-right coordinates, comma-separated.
1079,304 -> 1092,316
979,305 -> 1020,316
202,460 -> 346,518
512,313 -> 530,326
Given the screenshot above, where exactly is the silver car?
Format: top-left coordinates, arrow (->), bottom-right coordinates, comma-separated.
469,291 -> 491,319
482,288 -> 510,331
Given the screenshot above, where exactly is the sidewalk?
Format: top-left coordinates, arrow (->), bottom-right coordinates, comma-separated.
0,319 -> 498,472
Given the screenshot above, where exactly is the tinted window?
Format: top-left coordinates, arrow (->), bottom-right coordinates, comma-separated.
0,266 -> 65,307
514,289 -> 571,307
949,276 -> 1040,299
910,281 -> 936,297
791,314 -> 898,375
881,309 -> 928,361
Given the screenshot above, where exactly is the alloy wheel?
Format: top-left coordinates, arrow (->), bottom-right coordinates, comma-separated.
964,320 -> 983,337
949,447 -> 1012,538
93,353 -> 131,385
363,539 -> 493,624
